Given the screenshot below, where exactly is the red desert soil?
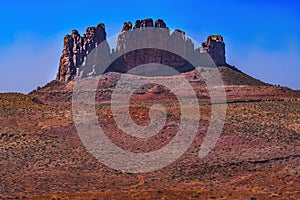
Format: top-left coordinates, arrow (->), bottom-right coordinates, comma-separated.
1,67 -> 300,199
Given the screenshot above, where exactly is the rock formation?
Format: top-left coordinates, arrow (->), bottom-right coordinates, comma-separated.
108,19 -> 196,74
154,19 -> 167,28
198,35 -> 226,66
56,23 -> 106,82
122,22 -> 132,32
56,18 -> 227,82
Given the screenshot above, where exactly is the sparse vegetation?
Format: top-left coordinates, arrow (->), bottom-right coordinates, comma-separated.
1,68 -> 300,199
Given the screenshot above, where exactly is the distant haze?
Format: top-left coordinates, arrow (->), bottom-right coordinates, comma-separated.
0,0 -> 299,93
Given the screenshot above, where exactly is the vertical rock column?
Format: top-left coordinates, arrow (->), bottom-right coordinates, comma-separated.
56,34 -> 74,82
56,23 -> 107,82
199,35 -> 226,66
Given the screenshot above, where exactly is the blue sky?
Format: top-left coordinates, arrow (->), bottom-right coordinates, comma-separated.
0,0 -> 299,93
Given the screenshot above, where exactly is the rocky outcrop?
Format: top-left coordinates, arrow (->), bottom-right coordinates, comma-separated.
56,23 -> 106,82
122,22 -> 132,32
56,18 -> 227,82
108,19 -> 196,74
154,19 -> 167,28
198,35 -> 226,66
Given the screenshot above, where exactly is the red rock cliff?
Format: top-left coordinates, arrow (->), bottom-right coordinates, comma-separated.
56,18 -> 226,82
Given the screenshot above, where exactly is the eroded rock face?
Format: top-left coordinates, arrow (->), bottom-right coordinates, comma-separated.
199,35 -> 226,66
56,18 -> 226,82
155,19 -> 167,28
56,23 -> 106,82
133,18 -> 154,29
110,19 -> 195,73
122,22 -> 132,32
57,35 -> 75,82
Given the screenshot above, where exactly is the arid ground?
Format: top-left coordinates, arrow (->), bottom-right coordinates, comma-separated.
1,67 -> 300,199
